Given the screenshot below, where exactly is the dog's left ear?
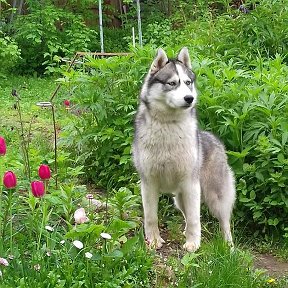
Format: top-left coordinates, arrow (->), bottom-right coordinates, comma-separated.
177,47 -> 192,69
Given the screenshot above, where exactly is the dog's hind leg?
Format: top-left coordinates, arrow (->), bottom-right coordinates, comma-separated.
204,176 -> 235,247
174,194 -> 186,219
141,180 -> 165,249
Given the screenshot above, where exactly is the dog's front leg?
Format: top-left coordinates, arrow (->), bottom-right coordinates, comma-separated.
182,180 -> 201,252
141,180 -> 165,249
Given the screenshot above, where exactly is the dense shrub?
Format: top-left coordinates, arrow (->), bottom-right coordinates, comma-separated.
141,1 -> 288,64
59,47 -> 155,188
13,4 -> 96,74
0,34 -> 21,77
196,54 -> 288,239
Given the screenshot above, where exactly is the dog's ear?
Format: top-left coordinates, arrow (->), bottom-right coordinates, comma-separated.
177,47 -> 192,69
150,48 -> 168,74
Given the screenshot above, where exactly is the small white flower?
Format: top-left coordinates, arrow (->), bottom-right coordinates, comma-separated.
34,264 -> 41,271
0,258 -> 9,266
85,252 -> 93,259
74,208 -> 89,224
60,240 -> 65,245
73,240 -> 84,249
100,232 -> 112,240
0,270 -> 2,277
45,225 -> 54,232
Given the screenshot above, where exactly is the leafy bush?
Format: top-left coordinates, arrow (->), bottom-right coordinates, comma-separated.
13,4 -> 96,74
0,34 -> 21,77
59,47 -> 156,188
196,54 -> 288,239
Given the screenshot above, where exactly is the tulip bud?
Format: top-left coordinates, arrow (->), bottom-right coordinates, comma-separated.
38,164 -> 51,180
74,208 -> 89,224
63,100 -> 70,107
3,171 -> 17,189
0,137 -> 7,156
31,181 -> 45,198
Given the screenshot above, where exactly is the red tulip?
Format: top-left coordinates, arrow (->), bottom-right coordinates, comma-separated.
31,181 -> 45,198
3,171 -> 17,189
0,137 -> 6,156
64,100 -> 70,107
38,164 -> 51,180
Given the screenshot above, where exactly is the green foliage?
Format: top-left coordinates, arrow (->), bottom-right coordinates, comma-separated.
58,47 -> 156,188
150,1 -> 288,63
0,34 -> 21,77
13,4 -> 96,74
196,54 -> 288,239
177,239 -> 268,287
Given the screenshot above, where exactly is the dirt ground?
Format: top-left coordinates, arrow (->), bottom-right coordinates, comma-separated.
254,253 -> 288,278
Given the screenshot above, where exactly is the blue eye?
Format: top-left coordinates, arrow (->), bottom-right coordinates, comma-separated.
167,81 -> 177,86
185,80 -> 192,85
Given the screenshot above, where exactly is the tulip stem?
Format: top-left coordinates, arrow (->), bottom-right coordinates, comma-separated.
37,198 -> 46,251
14,94 -> 31,182
9,190 -> 13,253
7,189 -> 14,254
51,105 -> 58,189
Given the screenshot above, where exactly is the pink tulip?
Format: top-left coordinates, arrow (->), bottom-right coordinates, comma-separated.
3,171 -> 17,189
0,137 -> 7,156
38,164 -> 51,180
31,181 -> 45,198
64,100 -> 70,107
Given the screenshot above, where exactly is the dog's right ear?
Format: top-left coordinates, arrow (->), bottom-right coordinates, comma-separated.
150,48 -> 168,74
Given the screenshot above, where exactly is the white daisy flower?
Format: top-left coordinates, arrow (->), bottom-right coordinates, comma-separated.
85,252 -> 93,259
60,240 -> 65,245
73,240 -> 84,249
100,232 -> 112,240
45,225 -> 54,232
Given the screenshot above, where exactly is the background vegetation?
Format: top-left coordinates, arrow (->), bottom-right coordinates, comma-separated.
0,0 -> 287,286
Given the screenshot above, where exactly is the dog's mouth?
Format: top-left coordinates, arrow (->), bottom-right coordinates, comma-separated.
181,104 -> 192,109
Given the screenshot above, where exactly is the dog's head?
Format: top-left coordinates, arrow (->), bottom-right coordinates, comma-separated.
141,47 -> 197,110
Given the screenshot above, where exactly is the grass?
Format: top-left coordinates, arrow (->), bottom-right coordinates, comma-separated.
0,76 -> 287,287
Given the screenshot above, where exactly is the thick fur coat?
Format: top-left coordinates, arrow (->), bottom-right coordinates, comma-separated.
133,48 -> 236,252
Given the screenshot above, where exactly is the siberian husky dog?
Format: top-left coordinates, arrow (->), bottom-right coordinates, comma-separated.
132,47 -> 236,252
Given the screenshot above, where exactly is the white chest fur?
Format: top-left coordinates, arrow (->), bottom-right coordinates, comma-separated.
136,114 -> 199,192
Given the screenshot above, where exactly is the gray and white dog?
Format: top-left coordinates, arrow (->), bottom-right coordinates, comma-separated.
133,47 -> 236,252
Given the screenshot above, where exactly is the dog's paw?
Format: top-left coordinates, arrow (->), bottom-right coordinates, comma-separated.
183,241 -> 200,252
146,236 -> 165,250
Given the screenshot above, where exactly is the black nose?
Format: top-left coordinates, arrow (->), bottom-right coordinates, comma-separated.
184,95 -> 194,104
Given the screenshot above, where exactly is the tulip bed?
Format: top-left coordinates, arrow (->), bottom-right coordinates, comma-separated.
0,77 -> 155,286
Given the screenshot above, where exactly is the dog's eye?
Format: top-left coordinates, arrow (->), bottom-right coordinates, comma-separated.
167,81 -> 177,86
185,80 -> 192,85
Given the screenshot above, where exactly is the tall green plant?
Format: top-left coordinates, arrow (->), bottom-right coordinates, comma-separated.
13,4 -> 95,74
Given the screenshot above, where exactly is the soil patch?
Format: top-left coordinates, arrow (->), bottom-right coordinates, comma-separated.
254,253 -> 288,278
